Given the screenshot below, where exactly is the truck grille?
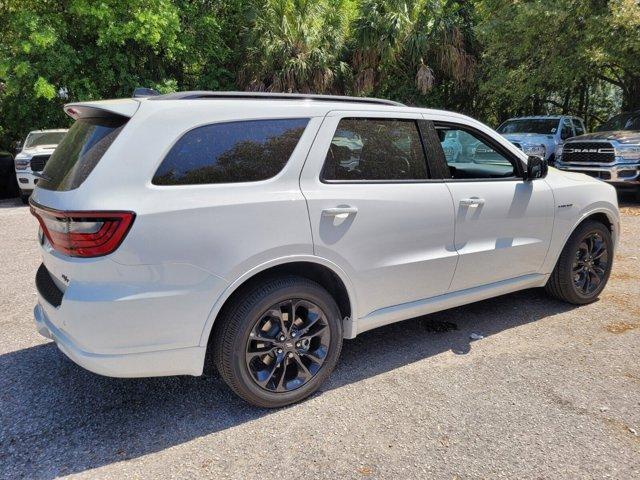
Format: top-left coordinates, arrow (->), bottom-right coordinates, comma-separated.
562,142 -> 614,164
30,155 -> 51,172
36,264 -> 63,307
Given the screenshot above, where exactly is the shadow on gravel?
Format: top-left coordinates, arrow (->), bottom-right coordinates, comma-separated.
0,198 -> 25,208
0,289 -> 577,479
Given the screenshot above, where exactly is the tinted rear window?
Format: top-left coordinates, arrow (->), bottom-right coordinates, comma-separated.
152,118 -> 309,185
37,117 -> 127,191
322,118 -> 429,181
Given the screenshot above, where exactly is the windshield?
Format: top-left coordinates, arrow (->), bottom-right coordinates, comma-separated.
24,131 -> 67,148
497,119 -> 559,135
597,113 -> 640,132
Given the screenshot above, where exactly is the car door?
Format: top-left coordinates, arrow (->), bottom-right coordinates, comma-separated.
300,111 -> 458,319
424,118 -> 554,292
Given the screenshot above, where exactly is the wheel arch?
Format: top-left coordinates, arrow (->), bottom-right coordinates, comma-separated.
198,256 -> 358,351
545,205 -> 619,274
571,207 -> 618,243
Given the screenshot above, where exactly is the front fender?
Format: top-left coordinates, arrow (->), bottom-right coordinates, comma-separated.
541,201 -> 620,274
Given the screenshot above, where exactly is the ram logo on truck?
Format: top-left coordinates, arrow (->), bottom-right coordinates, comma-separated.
555,110 -> 640,192
564,147 -> 614,154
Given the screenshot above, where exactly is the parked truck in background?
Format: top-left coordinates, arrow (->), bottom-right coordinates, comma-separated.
496,116 -> 585,165
555,110 -> 640,196
14,129 -> 68,203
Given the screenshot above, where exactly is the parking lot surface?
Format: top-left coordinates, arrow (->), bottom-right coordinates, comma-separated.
1,197 -> 639,479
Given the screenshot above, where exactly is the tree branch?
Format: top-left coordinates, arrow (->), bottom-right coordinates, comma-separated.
596,73 -> 624,88
542,98 -> 564,109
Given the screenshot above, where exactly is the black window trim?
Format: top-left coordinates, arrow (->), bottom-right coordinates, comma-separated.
319,116 -> 435,184
431,120 -> 527,182
151,117 -> 311,186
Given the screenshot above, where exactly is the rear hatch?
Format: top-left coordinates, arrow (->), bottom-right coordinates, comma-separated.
34,100 -> 138,192
30,99 -> 140,299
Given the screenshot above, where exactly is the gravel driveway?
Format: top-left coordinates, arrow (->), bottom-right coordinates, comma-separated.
1,196 -> 639,479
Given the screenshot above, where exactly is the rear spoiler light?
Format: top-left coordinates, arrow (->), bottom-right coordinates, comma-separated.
30,201 -> 135,258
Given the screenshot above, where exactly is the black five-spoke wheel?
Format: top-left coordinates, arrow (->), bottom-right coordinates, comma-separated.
246,299 -> 330,392
213,276 -> 343,408
572,232 -> 609,295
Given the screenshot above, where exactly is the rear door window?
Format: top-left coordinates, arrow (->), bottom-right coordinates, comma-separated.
37,117 -> 127,191
152,118 -> 309,185
321,118 -> 429,181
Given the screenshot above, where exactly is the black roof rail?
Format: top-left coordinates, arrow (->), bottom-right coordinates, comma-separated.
147,91 -> 405,107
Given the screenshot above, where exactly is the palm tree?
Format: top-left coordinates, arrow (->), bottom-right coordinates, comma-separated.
349,0 -> 476,97
238,0 -> 352,93
349,0 -> 416,95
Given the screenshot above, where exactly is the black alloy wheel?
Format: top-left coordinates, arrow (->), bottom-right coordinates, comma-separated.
546,220 -> 613,304
213,276 -> 343,408
245,299 -> 331,392
572,232 -> 609,296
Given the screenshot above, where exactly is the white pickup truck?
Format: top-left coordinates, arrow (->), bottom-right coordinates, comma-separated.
14,129 -> 67,203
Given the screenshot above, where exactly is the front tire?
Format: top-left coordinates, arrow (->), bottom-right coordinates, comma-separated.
545,220 -> 613,304
213,276 -> 343,408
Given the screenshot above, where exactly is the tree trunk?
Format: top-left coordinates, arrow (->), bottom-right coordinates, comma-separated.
562,87 -> 571,114
584,83 -> 590,129
532,94 -> 541,115
622,74 -> 640,111
578,82 -> 586,115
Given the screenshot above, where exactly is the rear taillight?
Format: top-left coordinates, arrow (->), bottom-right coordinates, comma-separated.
30,202 -> 135,258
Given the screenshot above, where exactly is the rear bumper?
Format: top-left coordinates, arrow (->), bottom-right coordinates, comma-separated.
34,303 -> 206,377
32,258 -> 227,378
555,163 -> 640,186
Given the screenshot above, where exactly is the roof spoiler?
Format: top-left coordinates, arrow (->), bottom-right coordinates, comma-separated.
64,99 -> 140,120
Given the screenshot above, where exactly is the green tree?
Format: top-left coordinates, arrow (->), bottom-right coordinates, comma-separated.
0,0 -> 244,149
591,0 -> 640,111
237,0 -> 353,93
347,0 -> 478,110
1,0 -> 639,150
476,0 -> 639,127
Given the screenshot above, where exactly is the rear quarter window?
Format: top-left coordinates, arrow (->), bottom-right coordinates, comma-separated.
152,118 -> 309,185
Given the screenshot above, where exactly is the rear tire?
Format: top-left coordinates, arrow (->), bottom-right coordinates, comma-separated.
545,220 -> 613,304
212,276 -> 343,408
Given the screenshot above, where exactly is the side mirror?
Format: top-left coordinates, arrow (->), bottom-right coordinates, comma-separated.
526,155 -> 548,180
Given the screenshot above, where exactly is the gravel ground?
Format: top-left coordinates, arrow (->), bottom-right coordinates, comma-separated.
1,195 -> 639,480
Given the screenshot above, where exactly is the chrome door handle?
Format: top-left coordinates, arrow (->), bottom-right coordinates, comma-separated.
460,198 -> 485,207
322,206 -> 358,217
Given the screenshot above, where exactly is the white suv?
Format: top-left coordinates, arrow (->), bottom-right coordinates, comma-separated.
14,129 -> 68,203
30,92 -> 619,407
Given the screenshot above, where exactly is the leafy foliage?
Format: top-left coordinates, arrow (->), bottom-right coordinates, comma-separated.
0,0 -> 638,149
